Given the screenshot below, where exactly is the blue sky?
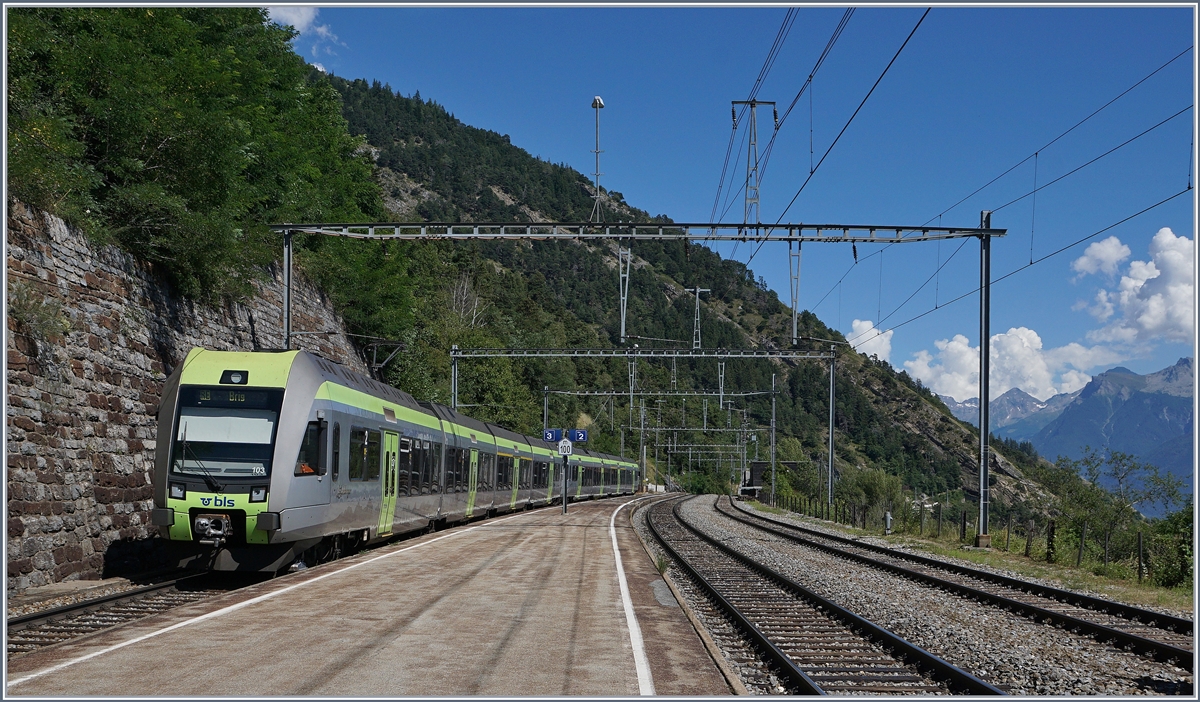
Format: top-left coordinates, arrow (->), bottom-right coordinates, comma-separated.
268,5 -> 1195,402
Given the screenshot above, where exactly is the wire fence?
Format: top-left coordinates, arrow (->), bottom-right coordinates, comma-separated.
770,493 -> 1192,589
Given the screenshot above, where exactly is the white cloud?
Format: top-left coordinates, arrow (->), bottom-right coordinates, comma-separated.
1071,235 -> 1130,278
904,327 -> 1120,402
1084,228 -> 1194,345
267,6 -> 319,33
1057,369 -> 1092,395
849,319 -> 893,364
267,7 -> 341,57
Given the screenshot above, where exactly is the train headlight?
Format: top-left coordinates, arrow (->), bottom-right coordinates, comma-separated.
250,486 -> 267,502
169,482 -> 186,500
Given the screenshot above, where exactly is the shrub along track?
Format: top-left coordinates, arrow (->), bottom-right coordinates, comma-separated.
645,496 -> 1004,695
723,498 -> 1193,671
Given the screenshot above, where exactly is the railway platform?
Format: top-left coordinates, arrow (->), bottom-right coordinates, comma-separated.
6,495 -> 733,696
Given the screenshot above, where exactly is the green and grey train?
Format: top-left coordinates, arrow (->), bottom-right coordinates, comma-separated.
151,348 -> 640,572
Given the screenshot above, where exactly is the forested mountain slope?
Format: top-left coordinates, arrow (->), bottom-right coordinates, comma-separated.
315,76 -> 1053,518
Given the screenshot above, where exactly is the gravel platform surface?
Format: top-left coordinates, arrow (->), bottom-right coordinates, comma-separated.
689,496 -> 1192,696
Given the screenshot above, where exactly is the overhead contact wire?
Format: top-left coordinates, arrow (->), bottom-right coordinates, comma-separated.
710,8 -> 797,249
990,105 -> 1192,214
812,50 -> 1194,321
746,7 -> 929,269
845,187 -> 1192,346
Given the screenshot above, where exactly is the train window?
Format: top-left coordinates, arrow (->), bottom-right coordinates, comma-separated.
332,423 -> 341,481
443,447 -> 456,493
415,441 -> 425,493
350,427 -> 365,480
421,441 -> 432,494
295,422 -> 321,476
497,455 -> 511,490
432,442 -> 442,493
480,452 -> 494,492
365,430 -> 381,481
397,445 -> 411,496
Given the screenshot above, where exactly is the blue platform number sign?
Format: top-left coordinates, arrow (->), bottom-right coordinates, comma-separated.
544,429 -> 563,443
569,429 -> 588,442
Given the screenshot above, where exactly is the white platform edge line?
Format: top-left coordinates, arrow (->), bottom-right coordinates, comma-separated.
7,511 -> 530,689
611,496 -> 657,696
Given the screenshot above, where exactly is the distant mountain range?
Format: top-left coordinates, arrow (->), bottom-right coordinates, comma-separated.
940,357 -> 1194,490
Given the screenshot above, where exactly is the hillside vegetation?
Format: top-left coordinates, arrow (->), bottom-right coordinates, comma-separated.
8,10 -> 1188,586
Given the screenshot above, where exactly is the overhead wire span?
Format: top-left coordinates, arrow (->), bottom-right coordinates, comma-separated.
1030,152 -> 1038,264
730,8 -> 799,259
855,104 -> 1189,336
922,46 -> 1193,224
757,8 -> 855,182
810,71 -> 1195,323
990,105 -> 1193,215
709,8 -> 798,246
746,7 -> 930,269
844,187 -> 1193,348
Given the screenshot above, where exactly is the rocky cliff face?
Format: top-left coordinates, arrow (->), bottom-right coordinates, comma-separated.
6,202 -> 366,591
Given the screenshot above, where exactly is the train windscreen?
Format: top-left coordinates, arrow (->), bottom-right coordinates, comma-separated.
172,387 -> 285,479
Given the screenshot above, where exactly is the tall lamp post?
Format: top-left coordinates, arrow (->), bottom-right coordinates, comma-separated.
590,96 -> 605,223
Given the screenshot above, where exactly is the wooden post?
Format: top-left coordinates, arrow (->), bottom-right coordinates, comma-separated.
1005,514 -> 1012,551
1046,519 -> 1057,563
1076,521 -> 1088,567
1024,520 -> 1034,558
960,510 -> 967,542
1137,531 -> 1145,583
1104,531 -> 1110,567
937,503 -> 942,538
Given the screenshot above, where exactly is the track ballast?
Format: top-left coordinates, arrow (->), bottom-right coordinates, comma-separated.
646,496 -> 1004,695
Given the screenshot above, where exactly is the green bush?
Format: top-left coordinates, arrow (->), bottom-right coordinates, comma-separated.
8,8 -> 383,299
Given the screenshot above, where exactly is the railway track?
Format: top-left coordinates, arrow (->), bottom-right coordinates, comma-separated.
721,498 -> 1194,671
6,575 -> 226,658
646,496 -> 1005,695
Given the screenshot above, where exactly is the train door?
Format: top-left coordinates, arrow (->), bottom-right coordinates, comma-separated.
509,457 -> 520,510
378,431 -> 399,536
465,448 -> 479,517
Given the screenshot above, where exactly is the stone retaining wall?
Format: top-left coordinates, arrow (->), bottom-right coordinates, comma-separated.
6,201 -> 368,591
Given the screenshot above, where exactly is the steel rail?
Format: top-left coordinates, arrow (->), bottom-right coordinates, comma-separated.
676,498 -> 1005,696
7,575 -> 201,632
645,497 -> 825,695
724,499 -> 1194,670
730,499 -> 1194,634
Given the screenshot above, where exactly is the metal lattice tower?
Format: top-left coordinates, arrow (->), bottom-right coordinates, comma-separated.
618,245 -> 632,343
732,100 -> 776,229
692,286 -> 710,349
790,239 -> 802,345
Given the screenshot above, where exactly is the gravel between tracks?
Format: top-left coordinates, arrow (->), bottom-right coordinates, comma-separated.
632,497 -> 789,695
6,580 -> 144,620
742,501 -> 1194,622
688,496 -> 1192,696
